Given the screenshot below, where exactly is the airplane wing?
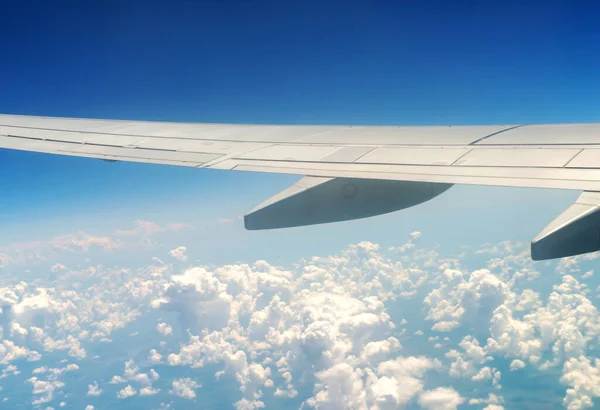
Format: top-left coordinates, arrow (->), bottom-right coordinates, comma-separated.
2,113 -> 600,260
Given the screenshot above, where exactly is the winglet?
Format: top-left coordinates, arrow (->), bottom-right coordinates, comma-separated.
531,191 -> 600,260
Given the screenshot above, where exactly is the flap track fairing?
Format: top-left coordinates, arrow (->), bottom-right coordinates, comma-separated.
532,191 -> 600,260
244,176 -> 452,230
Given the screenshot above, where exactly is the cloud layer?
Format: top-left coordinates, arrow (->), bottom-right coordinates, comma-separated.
0,224 -> 599,409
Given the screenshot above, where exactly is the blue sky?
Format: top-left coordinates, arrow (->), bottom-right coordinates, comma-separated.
1,0 -> 599,125
1,2 -> 600,409
0,0 -> 597,256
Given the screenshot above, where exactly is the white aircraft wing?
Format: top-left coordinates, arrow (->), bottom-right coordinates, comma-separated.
2,113 -> 600,260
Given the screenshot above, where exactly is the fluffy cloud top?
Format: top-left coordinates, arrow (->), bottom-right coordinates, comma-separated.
418,387 -> 465,410
171,378 -> 200,399
168,246 -> 188,262
0,225 -> 599,409
117,385 -> 136,399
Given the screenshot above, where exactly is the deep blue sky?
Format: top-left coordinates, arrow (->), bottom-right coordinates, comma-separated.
1,0 -> 599,125
0,0 -> 596,256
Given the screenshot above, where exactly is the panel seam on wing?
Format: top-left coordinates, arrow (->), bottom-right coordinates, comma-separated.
563,149 -> 585,168
469,124 -> 528,145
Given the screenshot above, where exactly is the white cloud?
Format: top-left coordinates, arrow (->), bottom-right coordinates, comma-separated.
155,239 -> 487,408
418,387 -> 464,410
307,363 -> 366,409
560,356 -> 600,410
0,340 -> 39,364
140,386 -> 160,396
2,226 -> 600,409
150,369 -> 159,381
26,377 -> 64,405
157,322 -> 172,336
510,359 -> 526,371
110,375 -> 126,384
360,338 -> 401,362
469,393 -> 504,406
168,246 -> 188,262
87,382 -> 102,396
149,349 -> 162,363
486,275 -> 600,370
472,366 -> 493,382
117,385 -> 136,399
365,356 -> 440,408
0,364 -> 20,379
10,321 -> 28,337
171,378 -> 200,399
424,268 -> 512,332
119,359 -> 154,385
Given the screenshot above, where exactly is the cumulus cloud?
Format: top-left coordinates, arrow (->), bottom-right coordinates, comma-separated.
111,359 -> 157,386
560,356 -> 600,410
149,349 -> 162,363
110,376 -> 126,384
27,377 -> 64,405
87,382 -> 102,396
168,246 -> 188,262
424,268 -> 512,332
156,322 -> 173,336
510,359 -> 526,371
364,356 -> 440,409
2,224 -> 600,409
171,378 -> 200,399
140,386 -> 160,396
117,385 -> 136,399
0,364 -> 19,379
469,393 -> 504,406
0,340 -> 39,364
157,240 -> 443,408
418,387 -> 464,410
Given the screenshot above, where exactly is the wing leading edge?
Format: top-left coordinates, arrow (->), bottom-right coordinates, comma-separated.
2,113 -> 600,260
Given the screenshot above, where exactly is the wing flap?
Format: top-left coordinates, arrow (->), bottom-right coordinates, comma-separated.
237,145 -> 342,162
356,147 -> 470,166
232,162 -> 600,191
128,137 -> 270,155
453,147 -> 582,167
